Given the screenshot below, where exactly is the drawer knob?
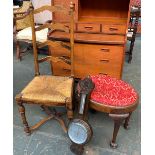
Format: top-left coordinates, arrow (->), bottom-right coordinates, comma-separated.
99,73 -> 108,75
109,27 -> 118,31
64,24 -> 69,28
100,48 -> 110,52
84,26 -> 93,30
100,59 -> 109,63
63,68 -> 71,72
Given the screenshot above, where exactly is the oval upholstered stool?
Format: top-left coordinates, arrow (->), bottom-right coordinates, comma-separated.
89,75 -> 139,148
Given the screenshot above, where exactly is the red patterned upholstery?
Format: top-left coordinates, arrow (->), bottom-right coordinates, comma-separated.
130,0 -> 141,7
90,75 -> 138,107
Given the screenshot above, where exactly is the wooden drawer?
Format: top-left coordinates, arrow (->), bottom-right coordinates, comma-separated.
77,23 -> 101,33
74,64 -> 121,79
49,44 -> 70,57
74,44 -> 124,79
49,43 -> 124,79
49,45 -> 71,76
102,24 -> 126,34
52,61 -> 71,76
74,44 -> 123,64
62,22 -> 76,31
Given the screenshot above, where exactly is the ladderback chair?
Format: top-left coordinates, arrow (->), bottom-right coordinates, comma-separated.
13,1 -> 33,60
89,75 -> 139,148
15,3 -> 75,135
14,0 -> 52,60
13,1 -> 31,31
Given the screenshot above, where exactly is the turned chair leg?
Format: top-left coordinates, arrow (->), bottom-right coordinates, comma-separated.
66,101 -> 74,119
16,41 -> 21,61
67,108 -> 73,119
124,112 -> 132,129
109,113 -> 129,148
17,102 -> 31,135
128,39 -> 135,63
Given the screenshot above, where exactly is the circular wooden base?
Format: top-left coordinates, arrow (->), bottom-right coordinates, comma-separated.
70,143 -> 84,155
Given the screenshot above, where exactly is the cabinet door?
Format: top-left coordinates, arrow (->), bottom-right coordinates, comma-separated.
52,0 -> 78,22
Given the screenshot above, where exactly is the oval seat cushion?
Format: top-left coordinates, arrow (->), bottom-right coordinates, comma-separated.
90,75 -> 138,107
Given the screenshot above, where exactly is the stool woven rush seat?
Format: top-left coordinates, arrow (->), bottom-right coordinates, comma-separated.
89,75 -> 139,148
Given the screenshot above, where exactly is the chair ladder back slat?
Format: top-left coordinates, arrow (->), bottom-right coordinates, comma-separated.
38,56 -> 60,63
38,55 -> 70,65
38,56 -> 52,63
33,5 -> 68,14
37,40 -> 71,51
35,23 -> 69,33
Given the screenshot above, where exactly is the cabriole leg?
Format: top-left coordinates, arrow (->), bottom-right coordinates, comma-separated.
124,112 -> 132,129
110,119 -> 121,148
109,113 -> 129,148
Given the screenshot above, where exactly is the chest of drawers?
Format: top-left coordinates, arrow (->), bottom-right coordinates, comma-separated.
49,0 -> 131,79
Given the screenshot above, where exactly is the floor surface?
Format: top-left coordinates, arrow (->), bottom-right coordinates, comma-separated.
13,37 -> 141,155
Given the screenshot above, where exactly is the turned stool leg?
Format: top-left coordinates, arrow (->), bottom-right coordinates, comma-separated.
17,102 -> 31,135
109,113 -> 129,148
124,112 -> 132,129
